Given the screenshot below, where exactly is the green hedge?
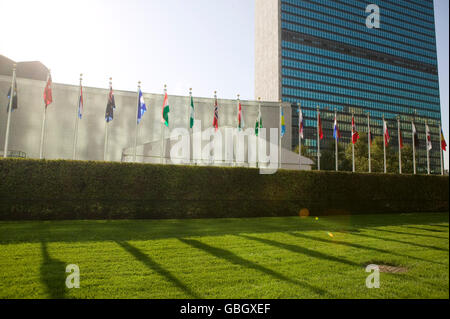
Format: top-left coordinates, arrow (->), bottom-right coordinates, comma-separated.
0,158 -> 448,220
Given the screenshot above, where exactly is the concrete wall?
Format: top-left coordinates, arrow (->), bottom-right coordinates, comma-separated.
255,0 -> 281,102
0,75 -> 294,163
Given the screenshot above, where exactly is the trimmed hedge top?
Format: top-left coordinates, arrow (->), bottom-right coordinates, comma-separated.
0,158 -> 448,220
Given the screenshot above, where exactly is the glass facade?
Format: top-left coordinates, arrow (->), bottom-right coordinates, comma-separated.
280,0 -> 442,173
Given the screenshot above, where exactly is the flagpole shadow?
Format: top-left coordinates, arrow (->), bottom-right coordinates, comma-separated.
238,234 -> 359,267
178,238 -> 329,297
116,241 -> 200,299
40,241 -> 67,299
286,232 -> 446,263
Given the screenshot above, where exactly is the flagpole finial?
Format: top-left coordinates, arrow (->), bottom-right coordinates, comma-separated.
13,63 -> 16,70
138,81 -> 141,88
258,97 -> 261,101
237,94 -> 240,100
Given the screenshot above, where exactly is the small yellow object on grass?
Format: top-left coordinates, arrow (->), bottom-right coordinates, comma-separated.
328,232 -> 334,238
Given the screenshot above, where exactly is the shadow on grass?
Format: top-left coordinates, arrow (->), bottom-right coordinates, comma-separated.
40,241 -> 67,299
238,234 -> 359,267
116,241 -> 200,299
428,224 -> 449,228
178,238 -> 329,297
286,232 -> 446,264
375,228 -> 448,240
403,225 -> 447,233
349,232 -> 448,258
0,213 -> 448,244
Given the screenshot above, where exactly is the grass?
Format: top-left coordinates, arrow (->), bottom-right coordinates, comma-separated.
0,213 -> 448,299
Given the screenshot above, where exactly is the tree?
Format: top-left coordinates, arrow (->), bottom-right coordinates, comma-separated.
344,132 -> 414,174
317,139 -> 351,171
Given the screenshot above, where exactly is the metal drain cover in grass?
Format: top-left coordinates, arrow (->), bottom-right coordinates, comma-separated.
372,265 -> 408,273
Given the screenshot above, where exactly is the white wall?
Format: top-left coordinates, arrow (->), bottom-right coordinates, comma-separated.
0,75 -> 292,162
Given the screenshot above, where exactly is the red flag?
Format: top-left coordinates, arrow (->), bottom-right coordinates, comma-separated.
399,129 -> 404,149
43,74 -> 53,107
352,115 -> 359,144
318,113 -> 323,140
441,129 -> 447,152
213,97 -> 219,131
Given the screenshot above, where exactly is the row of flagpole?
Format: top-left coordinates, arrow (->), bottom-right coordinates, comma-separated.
308,105 -> 447,175
2,68 -> 447,175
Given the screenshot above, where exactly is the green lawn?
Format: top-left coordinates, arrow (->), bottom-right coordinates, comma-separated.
0,213 -> 448,299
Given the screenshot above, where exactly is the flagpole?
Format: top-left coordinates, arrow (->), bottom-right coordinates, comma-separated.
298,103 -> 302,170
397,116 -> 402,174
237,94 -> 241,168
160,84 -> 167,164
39,70 -> 50,160
439,123 -> 444,175
317,105 -> 320,171
383,115 -> 387,174
426,120 -> 430,175
104,77 -> 112,162
352,111 -> 355,173
279,100 -> 282,169
72,74 -> 82,160
3,64 -> 16,159
368,112 -> 371,173
412,120 -> 416,175
189,88 -> 194,165
256,97 -> 261,169
335,109 -> 338,172
134,81 -> 141,163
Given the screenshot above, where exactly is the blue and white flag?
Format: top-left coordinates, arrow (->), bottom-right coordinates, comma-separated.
333,116 -> 341,141
137,89 -> 147,124
78,84 -> 83,119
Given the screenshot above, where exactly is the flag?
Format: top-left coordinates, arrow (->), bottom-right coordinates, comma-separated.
213,97 -> 219,131
412,122 -> 419,147
43,74 -> 53,107
441,129 -> 447,152
333,115 -> 341,141
162,91 -> 170,127
399,127 -> 404,149
426,123 -> 432,151
318,113 -> 324,140
105,85 -> 115,123
255,108 -> 263,137
78,83 -> 83,119
383,119 -> 390,146
238,101 -> 245,131
298,106 -> 304,139
6,81 -> 18,112
190,94 -> 195,129
281,108 -> 286,137
137,89 -> 147,124
352,115 -> 359,144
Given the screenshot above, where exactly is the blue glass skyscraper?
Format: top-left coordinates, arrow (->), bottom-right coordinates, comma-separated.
255,0 -> 442,173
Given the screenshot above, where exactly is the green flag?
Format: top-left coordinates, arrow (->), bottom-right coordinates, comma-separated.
190,95 -> 195,129
255,110 -> 263,136
162,91 -> 170,127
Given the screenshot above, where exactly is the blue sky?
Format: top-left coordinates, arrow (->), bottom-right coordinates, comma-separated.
0,0 -> 448,167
